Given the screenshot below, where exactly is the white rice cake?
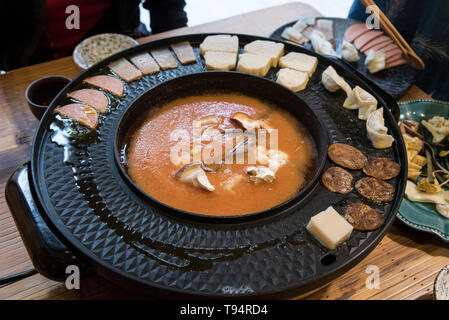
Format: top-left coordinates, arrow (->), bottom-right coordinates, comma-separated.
306,206 -> 353,250
243,40 -> 284,67
237,53 -> 271,77
281,27 -> 309,45
150,47 -> 178,70
170,41 -> 197,65
200,35 -> 239,55
276,68 -> 309,92
279,52 -> 318,77
130,52 -> 160,75
109,58 -> 142,82
204,51 -> 237,71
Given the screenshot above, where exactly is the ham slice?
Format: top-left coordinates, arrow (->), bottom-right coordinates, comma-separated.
385,57 -> 407,69
55,103 -> 98,129
384,48 -> 403,60
83,75 -> 124,97
354,31 -> 384,50
67,89 -> 108,113
130,52 -> 160,75
344,23 -> 370,43
170,41 -> 197,65
380,43 -> 401,53
360,36 -> 393,52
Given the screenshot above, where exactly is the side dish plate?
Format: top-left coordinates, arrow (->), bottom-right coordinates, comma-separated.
269,17 -> 416,99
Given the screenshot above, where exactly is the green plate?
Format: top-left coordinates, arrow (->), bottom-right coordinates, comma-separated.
398,99 -> 449,241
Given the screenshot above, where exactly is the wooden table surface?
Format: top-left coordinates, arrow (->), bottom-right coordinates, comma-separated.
1,2 -> 448,300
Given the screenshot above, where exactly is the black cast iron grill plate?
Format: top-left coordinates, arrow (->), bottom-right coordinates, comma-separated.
30,33 -> 406,298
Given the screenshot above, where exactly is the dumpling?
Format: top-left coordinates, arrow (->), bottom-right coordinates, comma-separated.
341,40 -> 360,62
321,66 -> 352,96
343,86 -> 378,120
366,108 -> 395,149
365,50 -> 386,74
310,30 -> 339,57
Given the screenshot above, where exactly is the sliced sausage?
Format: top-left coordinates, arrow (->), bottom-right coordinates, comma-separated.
344,203 -> 384,231
83,75 -> 124,97
360,36 -> 392,53
321,166 -> 353,194
363,157 -> 400,180
354,31 -> 384,50
54,103 -> 98,129
344,24 -> 370,43
385,57 -> 407,69
67,89 -> 108,113
327,143 -> 368,170
355,177 -> 395,203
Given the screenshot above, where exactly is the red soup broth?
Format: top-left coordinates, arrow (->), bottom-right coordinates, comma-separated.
126,93 -> 317,216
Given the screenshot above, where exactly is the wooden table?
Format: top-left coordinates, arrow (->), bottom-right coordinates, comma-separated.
1,2 -> 448,300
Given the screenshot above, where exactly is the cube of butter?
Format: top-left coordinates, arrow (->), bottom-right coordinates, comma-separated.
306,206 -> 353,250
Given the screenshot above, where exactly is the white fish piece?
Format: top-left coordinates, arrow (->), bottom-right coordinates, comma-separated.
245,166 -> 275,183
366,108 -> 395,149
310,30 -> 339,57
365,50 -> 386,73
341,40 -> 360,62
321,66 -> 352,96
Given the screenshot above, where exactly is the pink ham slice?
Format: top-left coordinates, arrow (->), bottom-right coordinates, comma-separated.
360,36 -> 393,53
83,75 -> 124,97
67,89 -> 108,113
354,30 -> 384,50
344,24 -> 370,43
384,48 -> 403,60
385,57 -> 407,69
380,43 -> 401,53
55,103 -> 98,130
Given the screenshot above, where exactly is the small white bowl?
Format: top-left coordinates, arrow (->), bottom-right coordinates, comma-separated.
73,33 -> 138,70
434,264 -> 449,300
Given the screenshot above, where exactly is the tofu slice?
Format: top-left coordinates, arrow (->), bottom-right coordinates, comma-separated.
306,206 -> 353,250
150,47 -> 178,70
279,52 -> 318,77
204,51 -> 237,71
109,58 -> 142,82
243,40 -> 284,67
237,53 -> 271,77
276,68 -> 309,92
130,52 -> 160,75
170,41 -> 197,65
200,35 -> 239,55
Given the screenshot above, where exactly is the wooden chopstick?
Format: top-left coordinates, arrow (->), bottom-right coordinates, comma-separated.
360,0 -> 425,69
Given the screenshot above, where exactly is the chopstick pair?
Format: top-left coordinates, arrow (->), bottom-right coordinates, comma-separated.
360,0 -> 425,70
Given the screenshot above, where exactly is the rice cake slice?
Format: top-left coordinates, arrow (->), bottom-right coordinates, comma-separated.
276,68 -> 309,92
109,58 -> 142,82
150,47 -> 178,70
243,40 -> 284,67
279,52 -> 318,77
200,35 -> 239,55
130,52 -> 160,75
170,41 -> 197,65
237,53 -> 271,77
204,51 -> 237,71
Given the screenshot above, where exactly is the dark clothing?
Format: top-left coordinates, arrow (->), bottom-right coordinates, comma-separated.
348,0 -> 449,101
0,0 -> 187,71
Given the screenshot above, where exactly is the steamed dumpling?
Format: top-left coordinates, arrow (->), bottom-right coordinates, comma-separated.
341,41 -> 360,62
365,50 -> 386,74
321,66 -> 352,96
366,108 -> 395,149
310,30 -> 339,57
343,86 -> 378,120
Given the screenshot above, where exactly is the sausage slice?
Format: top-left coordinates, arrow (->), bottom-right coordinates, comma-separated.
328,143 -> 368,170
355,177 -> 395,203
344,203 -> 385,231
83,75 -> 124,97
67,89 -> 108,113
54,103 -> 98,129
321,166 -> 353,194
363,157 -> 400,180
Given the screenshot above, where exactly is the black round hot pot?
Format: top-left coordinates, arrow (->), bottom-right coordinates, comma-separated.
5,33 -> 407,299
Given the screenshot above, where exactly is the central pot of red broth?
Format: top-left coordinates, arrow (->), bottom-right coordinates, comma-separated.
116,72 -> 328,219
